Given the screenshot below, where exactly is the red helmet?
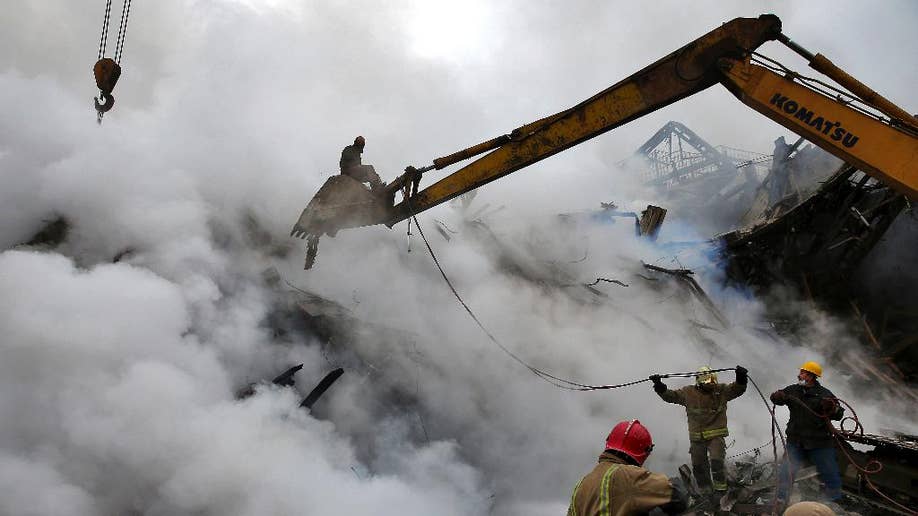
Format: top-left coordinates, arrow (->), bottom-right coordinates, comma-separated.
354,135 -> 366,147
605,420 -> 654,466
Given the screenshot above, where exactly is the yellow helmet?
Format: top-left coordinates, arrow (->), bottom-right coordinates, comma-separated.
800,361 -> 823,377
696,366 -> 718,385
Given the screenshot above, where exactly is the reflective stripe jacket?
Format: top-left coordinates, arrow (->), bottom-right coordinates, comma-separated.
567,452 -> 677,516
657,382 -> 746,440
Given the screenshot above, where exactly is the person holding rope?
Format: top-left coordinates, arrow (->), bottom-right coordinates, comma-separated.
649,365 -> 747,495
567,420 -> 688,516
770,361 -> 844,504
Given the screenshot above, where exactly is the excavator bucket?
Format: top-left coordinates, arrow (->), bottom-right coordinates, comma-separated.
291,175 -> 393,268
291,175 -> 391,238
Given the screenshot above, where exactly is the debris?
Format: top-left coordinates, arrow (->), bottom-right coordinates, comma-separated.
433,219 -> 454,241
638,205 -> 667,239
718,155 -> 918,388
585,278 -> 629,288
235,363 -> 304,399
18,216 -> 69,249
111,247 -> 135,263
235,363 -> 344,411
721,163 -> 904,296
271,364 -> 304,387
242,211 -> 293,258
642,263 -> 729,329
300,368 -> 344,409
559,202 -> 668,239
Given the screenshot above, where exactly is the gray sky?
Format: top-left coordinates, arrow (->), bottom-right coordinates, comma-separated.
1,1 -> 916,515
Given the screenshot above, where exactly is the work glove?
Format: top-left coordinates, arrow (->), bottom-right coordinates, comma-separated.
770,390 -> 787,405
649,374 -> 667,394
735,365 -> 748,385
819,397 -> 839,416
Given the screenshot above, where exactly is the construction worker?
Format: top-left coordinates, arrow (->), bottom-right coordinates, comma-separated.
649,365 -> 747,494
339,135 -> 383,189
567,420 -> 688,516
771,361 -> 844,503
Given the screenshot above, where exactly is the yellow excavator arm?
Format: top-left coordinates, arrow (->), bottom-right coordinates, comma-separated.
292,14 -> 916,267
718,52 -> 917,198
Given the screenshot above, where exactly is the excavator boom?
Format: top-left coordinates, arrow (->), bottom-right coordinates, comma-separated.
292,14 -> 917,268
385,14 -> 784,225
719,57 -> 918,198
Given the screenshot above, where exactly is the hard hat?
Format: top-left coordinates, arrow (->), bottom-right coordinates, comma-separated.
354,135 -> 365,146
783,501 -> 836,516
605,419 -> 654,466
800,361 -> 822,377
696,366 -> 718,385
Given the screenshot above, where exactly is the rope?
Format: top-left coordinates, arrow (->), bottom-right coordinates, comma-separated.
114,0 -> 132,63
726,438 -> 776,460
744,376 -> 786,515
97,0 -> 113,60
781,393 -> 916,515
405,192 -> 735,391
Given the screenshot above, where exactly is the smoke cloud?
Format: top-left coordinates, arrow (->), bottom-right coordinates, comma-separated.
1,1 -> 915,515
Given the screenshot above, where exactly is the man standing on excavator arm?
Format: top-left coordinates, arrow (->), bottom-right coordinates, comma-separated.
650,365 -> 747,494
771,361 -> 844,504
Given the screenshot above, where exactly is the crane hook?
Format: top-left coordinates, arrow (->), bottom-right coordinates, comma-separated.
94,93 -> 115,113
92,57 -> 120,123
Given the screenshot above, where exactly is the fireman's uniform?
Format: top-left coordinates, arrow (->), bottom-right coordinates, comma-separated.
568,452 -> 686,516
653,370 -> 746,492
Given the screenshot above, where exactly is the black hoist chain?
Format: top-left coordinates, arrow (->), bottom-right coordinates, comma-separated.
97,0 -> 113,60
114,0 -> 132,64
98,0 -> 131,65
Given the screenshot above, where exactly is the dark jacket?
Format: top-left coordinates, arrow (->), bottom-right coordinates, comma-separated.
339,144 -> 362,172
772,381 -> 843,449
657,382 -> 746,440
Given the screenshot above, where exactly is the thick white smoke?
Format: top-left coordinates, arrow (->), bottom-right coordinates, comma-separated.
1,1 -> 916,515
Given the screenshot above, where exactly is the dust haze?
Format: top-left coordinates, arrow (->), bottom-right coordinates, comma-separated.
1,1 -> 916,515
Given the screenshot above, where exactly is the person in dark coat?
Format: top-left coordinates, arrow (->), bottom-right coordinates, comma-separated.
339,135 -> 382,188
771,361 -> 844,503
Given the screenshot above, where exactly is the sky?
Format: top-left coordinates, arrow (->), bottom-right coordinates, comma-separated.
1,1 -> 916,515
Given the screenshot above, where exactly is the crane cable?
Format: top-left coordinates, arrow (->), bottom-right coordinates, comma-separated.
113,0 -> 133,64
97,0 -> 113,61
97,0 -> 131,64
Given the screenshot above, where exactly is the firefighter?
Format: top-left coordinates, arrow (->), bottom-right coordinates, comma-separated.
649,365 -> 747,494
771,361 -> 844,503
339,135 -> 383,189
567,420 -> 688,516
